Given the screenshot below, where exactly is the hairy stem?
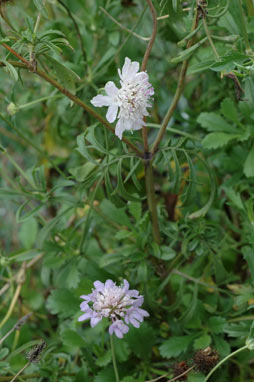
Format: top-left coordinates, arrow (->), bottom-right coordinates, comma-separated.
145,158 -> 160,243
237,0 -> 252,53
57,0 -> 86,62
110,335 -> 120,382
151,2 -> 199,155
201,6 -> 220,60
0,45 -> 142,157
141,0 -> 157,153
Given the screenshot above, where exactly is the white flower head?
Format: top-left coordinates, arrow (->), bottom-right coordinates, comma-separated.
78,279 -> 149,338
91,57 -> 154,140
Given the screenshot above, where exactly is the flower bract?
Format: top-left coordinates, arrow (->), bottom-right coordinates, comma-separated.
78,279 -> 149,338
91,57 -> 154,140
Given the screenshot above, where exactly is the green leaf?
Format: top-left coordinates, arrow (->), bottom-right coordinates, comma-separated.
126,323 -> 156,359
94,367 -> 115,382
18,217 -> 38,249
128,201 -> 142,222
0,348 -> 9,360
62,330 -> 85,348
69,162 -> 97,182
207,316 -> 226,334
2,61 -> 18,81
213,336 -> 230,357
100,200 -> 131,228
95,350 -> 112,367
33,0 -> 49,18
55,263 -> 80,289
171,37 -> 208,63
99,253 -> 123,268
46,288 -> 79,316
220,98 -> 239,123
244,144 -> 254,177
197,112 -> 237,133
202,132 -> 240,149
242,246 -> 254,282
159,335 -> 194,358
46,55 -> 80,93
193,334 -> 211,350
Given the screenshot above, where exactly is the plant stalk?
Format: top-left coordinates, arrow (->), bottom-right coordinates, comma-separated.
110,335 -> 120,382
151,2 -> 199,154
145,158 -> 160,243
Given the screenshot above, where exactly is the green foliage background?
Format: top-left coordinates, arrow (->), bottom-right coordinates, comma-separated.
0,0 -> 254,381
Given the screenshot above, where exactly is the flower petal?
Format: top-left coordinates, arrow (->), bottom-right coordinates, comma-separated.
105,81 -> 119,97
91,94 -> 112,107
78,312 -> 92,322
106,104 -> 118,123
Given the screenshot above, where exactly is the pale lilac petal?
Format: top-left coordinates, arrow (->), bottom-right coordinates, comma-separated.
91,95 -> 112,107
129,317 -> 140,328
91,316 -> 102,327
105,279 -> 115,289
80,294 -> 91,301
78,312 -> 92,322
94,281 -> 104,290
106,104 -> 118,123
80,301 -> 89,310
105,81 -> 119,97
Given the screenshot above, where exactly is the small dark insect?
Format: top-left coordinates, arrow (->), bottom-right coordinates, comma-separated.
26,341 -> 47,363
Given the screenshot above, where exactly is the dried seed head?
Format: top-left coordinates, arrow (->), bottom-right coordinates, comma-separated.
173,361 -> 189,381
14,313 -> 32,330
193,347 -> 219,374
26,341 -> 46,363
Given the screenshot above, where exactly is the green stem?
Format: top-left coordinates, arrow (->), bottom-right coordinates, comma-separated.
237,0 -> 252,53
204,345 -> 248,382
145,159 -> 160,243
110,334 -> 120,382
151,3 -> 199,155
202,13 -> 220,61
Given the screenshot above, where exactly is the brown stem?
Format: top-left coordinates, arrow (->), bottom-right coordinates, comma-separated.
141,0 -> 157,154
0,46 -> 142,157
145,158 -> 160,243
151,3 -> 199,155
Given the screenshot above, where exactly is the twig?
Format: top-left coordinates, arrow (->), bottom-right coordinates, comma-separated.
10,362 -> 30,382
0,313 -> 32,346
145,366 -> 194,382
200,5 -> 220,61
0,263 -> 26,330
57,0 -> 86,61
151,2 -> 199,155
0,47 -> 142,156
141,0 -> 157,153
99,7 -> 150,41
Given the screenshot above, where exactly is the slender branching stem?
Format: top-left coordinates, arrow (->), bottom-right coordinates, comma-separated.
141,0 -> 157,153
151,2 -> 199,155
200,6 -> 220,60
237,0 -> 252,53
145,158 -> 160,243
145,365 -> 194,382
110,335 -> 120,382
10,362 -> 30,382
0,45 -> 142,157
204,345 -> 248,381
99,7 -> 150,41
57,0 -> 86,62
0,373 -> 76,381
0,263 -> 26,330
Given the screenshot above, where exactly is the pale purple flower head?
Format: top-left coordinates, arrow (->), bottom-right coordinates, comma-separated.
78,279 -> 149,338
91,57 -> 154,140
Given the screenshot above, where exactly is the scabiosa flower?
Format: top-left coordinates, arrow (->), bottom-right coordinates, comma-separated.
91,57 -> 154,140
78,279 -> 149,338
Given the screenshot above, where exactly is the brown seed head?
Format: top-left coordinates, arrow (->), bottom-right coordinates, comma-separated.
173,361 -> 189,381
193,347 -> 219,374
